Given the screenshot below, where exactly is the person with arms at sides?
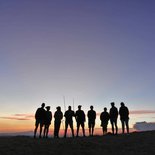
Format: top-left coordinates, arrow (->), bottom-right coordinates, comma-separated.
64,106 -> 75,138
75,105 -> 86,137
119,102 -> 129,134
43,106 -> 52,138
100,107 -> 110,135
54,106 -> 63,138
109,102 -> 118,135
87,105 -> 96,136
34,103 -> 46,138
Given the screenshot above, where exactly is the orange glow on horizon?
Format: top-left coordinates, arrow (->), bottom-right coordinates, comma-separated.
1,109 -> 155,133
1,110 -> 153,134
0,119 -> 34,133
0,118 -> 135,135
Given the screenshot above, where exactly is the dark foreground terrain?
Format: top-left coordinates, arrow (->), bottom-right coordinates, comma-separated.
0,131 -> 155,155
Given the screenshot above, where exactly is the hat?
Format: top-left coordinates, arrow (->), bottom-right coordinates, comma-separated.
78,105 -> 82,108
46,106 -> 50,109
56,106 -> 61,110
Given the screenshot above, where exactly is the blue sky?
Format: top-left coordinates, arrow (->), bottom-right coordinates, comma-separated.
0,0 -> 155,132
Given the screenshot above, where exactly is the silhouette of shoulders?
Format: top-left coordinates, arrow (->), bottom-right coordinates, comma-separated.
76,109 -> 85,122
87,109 -> 96,120
35,107 -> 46,120
110,106 -> 118,118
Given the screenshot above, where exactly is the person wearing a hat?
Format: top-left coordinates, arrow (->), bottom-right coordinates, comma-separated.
75,105 -> 86,137
87,105 -> 96,136
54,106 -> 63,138
34,103 -> 46,138
43,106 -> 52,138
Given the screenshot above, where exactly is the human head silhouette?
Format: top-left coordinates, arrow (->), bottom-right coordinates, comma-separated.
90,105 -> 93,110
111,102 -> 115,107
78,105 -> 82,110
41,103 -> 45,108
121,102 -> 125,106
68,106 -> 71,110
104,107 -> 107,112
46,106 -> 50,111
56,106 -> 61,111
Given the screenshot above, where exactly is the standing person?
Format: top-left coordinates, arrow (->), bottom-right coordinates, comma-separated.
75,105 -> 86,137
43,106 -> 52,138
109,102 -> 118,135
54,106 -> 63,138
119,102 -> 129,134
34,103 -> 46,138
100,107 -> 110,135
87,105 -> 96,136
64,106 -> 75,138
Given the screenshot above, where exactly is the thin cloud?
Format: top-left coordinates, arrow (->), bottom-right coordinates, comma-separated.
130,110 -> 155,115
96,110 -> 155,116
1,110 -> 155,121
14,114 -> 34,119
0,114 -> 34,121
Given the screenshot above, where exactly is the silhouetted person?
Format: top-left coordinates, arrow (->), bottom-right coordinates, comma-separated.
119,102 -> 129,134
54,106 -> 63,138
109,102 -> 118,135
100,107 -> 110,135
87,105 -> 96,136
43,106 -> 52,138
75,105 -> 86,137
64,106 -> 75,138
34,103 -> 46,138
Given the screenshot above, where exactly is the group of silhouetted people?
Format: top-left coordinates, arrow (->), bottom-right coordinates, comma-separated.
100,102 -> 129,135
34,102 -> 129,138
34,103 -> 52,138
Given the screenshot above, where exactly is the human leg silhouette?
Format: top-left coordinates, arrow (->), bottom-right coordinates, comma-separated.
121,120 -> 125,134
125,119 -> 129,134
34,124 -> 39,138
114,120 -> 118,135
111,122 -> 114,135
76,123 -> 80,137
69,123 -> 74,137
64,122 -> 68,138
81,123 -> 85,137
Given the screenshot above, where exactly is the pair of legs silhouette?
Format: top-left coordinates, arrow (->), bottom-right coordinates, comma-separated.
34,120 -> 44,138
64,121 -> 74,137
121,119 -> 129,134
110,119 -> 118,135
76,122 -> 85,137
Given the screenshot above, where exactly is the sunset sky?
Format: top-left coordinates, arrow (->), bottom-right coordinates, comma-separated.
0,0 -> 155,134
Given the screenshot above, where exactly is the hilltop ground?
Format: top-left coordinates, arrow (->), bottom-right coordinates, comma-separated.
0,131 -> 155,155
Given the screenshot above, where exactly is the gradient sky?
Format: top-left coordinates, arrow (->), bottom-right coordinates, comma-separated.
0,0 -> 155,133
